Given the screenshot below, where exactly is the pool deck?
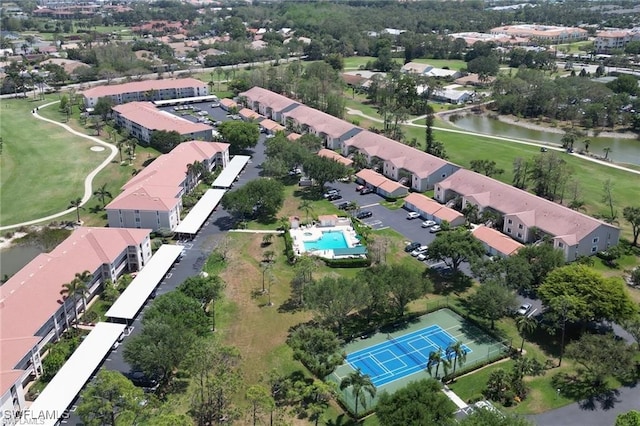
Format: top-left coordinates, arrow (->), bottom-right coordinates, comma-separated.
290,219 -> 361,259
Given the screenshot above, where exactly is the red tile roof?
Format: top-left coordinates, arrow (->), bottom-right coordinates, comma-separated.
220,98 -> 237,109
356,169 -> 407,193
0,227 -> 150,383
318,149 -> 353,167
404,192 -> 463,223
260,119 -> 285,132
472,225 -> 524,256
284,104 -> 358,139
241,86 -> 299,113
113,102 -> 212,135
81,78 -> 206,99
239,108 -> 261,120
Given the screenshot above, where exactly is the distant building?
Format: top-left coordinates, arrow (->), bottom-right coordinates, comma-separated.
0,227 -> 152,417
489,24 -> 588,43
595,28 -> 640,53
81,78 -> 208,108
106,141 -> 229,231
401,62 -> 462,79
112,102 -> 214,144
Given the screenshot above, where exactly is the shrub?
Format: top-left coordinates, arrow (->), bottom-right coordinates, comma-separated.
323,257 -> 371,268
283,231 -> 295,263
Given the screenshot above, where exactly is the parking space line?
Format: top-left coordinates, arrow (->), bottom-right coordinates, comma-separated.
361,203 -> 380,208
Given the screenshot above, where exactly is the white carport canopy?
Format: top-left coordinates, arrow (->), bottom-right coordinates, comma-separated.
153,95 -> 219,106
212,155 -> 251,189
105,244 -> 183,321
28,322 -> 127,426
174,189 -> 226,234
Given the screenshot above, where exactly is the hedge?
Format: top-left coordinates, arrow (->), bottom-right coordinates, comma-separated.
283,231 -> 295,263
323,257 -> 371,268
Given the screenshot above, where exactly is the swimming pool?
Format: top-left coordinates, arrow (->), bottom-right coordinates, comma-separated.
304,230 -> 349,251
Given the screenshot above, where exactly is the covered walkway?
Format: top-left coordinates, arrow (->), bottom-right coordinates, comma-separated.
27,322 -> 127,426
174,189 -> 226,235
105,245 -> 183,321
212,155 -> 251,189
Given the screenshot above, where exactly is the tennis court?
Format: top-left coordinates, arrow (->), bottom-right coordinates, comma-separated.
329,308 -> 510,414
346,324 -> 471,387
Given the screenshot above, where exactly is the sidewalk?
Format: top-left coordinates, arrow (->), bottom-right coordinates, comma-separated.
442,384 -> 468,409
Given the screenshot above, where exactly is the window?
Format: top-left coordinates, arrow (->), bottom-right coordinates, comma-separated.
517,233 -> 522,239
507,227 -> 512,234
592,237 -> 599,244
518,224 -> 523,229
441,173 -> 446,178
591,246 -> 598,253
134,210 -> 140,214
135,217 -> 140,222
507,219 -> 512,225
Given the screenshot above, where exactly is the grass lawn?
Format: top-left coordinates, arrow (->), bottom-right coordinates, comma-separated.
0,96 -> 110,226
409,58 -> 468,71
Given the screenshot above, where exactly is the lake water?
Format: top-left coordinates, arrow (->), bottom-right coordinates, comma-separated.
0,245 -> 43,280
450,114 -> 640,166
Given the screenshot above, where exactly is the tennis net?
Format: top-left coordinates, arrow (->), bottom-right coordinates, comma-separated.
387,334 -> 426,368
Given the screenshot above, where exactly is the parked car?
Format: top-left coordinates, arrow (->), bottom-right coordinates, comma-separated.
327,193 -> 342,201
210,102 -> 220,108
337,202 -> 349,210
128,371 -> 159,392
404,242 -> 421,253
417,252 -> 429,261
429,225 -> 442,233
356,210 -> 373,219
323,189 -> 340,198
516,303 -> 532,316
360,187 -> 374,195
356,185 -> 365,192
288,168 -> 302,176
411,245 -> 429,257
407,212 -> 421,220
421,220 -> 437,228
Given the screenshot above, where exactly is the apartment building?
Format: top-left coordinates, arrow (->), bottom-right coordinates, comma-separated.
281,105 -> 362,150
106,140 -> 230,231
81,78 -> 208,108
490,24 -> 588,43
0,227 -> 152,416
595,28 -> 640,53
240,86 -> 300,122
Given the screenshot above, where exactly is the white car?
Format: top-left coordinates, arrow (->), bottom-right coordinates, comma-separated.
421,220 -> 437,228
417,252 -> 429,261
429,225 -> 442,233
516,303 -> 532,316
411,246 -> 429,257
407,212 -> 421,220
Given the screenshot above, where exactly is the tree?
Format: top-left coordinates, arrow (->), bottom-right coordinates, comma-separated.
68,197 -> 84,223
245,385 -> 275,426
565,333 -> 636,386
616,411 -> 640,426
178,275 -> 225,331
603,146 -> 612,160
339,369 -> 377,419
303,155 -> 348,191
77,370 -> 145,426
468,281 -> 516,329
515,244 -> 565,288
426,347 -> 449,379
304,276 -> 364,335
60,275 -> 89,327
73,270 -> 93,314
602,178 -> 617,222
93,183 -> 113,208
623,206 -> 640,246
445,341 -> 467,376
288,325 -> 343,377
94,96 -> 114,121
222,178 -> 285,222
183,338 -> 242,425
538,264 -> 636,325
515,315 -> 537,353
427,228 -> 485,273
484,368 -> 511,403
469,159 -> 504,177
299,199 -> 314,224
385,264 -> 432,317
149,130 -> 181,153
218,120 -> 260,152
376,379 -> 455,426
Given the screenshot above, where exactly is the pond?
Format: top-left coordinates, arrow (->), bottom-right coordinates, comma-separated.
450,114 -> 640,166
0,245 -> 43,281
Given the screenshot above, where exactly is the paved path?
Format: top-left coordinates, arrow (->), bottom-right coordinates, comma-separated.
345,108 -> 640,176
0,101 -> 117,231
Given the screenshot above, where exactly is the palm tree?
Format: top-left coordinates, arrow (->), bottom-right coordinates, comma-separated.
116,138 -> 126,163
93,183 -> 113,208
445,341 -> 467,376
515,315 -> 538,353
427,348 -> 447,379
298,200 -> 313,224
73,270 -> 93,314
339,369 -> 377,419
60,277 -> 88,327
603,147 -> 612,160
68,197 -> 84,223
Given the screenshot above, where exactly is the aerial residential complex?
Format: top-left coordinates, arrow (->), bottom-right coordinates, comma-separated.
239,86 -> 620,261
112,101 -> 215,144
106,140 -> 230,231
489,24 -> 589,43
595,27 -> 640,53
0,227 -> 152,416
80,78 -> 208,108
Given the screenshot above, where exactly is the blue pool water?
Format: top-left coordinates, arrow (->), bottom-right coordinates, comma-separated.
304,231 -> 349,251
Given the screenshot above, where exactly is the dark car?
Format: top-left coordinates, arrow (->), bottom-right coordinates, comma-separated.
404,242 -> 421,253
128,371 -> 159,391
327,193 -> 342,201
337,202 -> 349,210
356,210 -> 373,219
360,187 -> 374,195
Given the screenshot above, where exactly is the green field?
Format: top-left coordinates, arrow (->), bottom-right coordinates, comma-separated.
343,55 -> 467,71
0,97 -> 109,226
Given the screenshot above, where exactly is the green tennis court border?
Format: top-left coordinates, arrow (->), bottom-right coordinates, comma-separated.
327,308 -> 510,416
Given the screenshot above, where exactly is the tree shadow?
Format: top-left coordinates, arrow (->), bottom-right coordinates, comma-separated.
553,372 -> 621,410
293,188 -> 323,201
278,297 -> 303,314
325,414 -> 357,426
428,270 -> 473,295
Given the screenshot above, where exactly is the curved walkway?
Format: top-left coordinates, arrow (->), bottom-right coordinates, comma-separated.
0,101 -> 118,231
345,107 -> 640,176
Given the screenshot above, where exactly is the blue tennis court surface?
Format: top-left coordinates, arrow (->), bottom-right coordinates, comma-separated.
345,324 -> 471,386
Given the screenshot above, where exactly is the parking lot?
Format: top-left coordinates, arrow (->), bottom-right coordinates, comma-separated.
157,101 -> 230,128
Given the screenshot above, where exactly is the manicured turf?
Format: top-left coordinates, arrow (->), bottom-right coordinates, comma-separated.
0,97 -> 109,226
